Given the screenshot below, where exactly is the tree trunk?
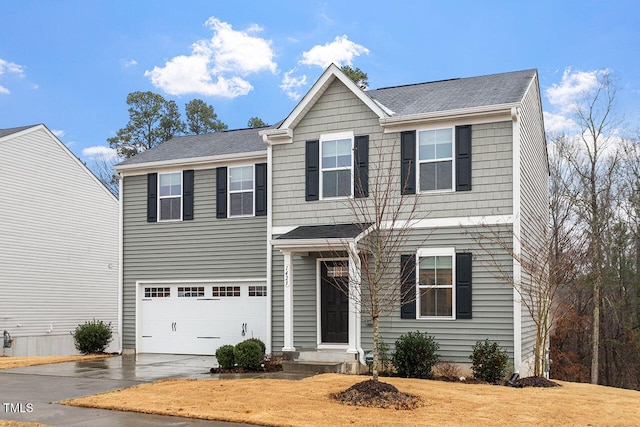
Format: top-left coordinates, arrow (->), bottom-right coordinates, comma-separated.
591,281 -> 600,384
372,316 -> 380,382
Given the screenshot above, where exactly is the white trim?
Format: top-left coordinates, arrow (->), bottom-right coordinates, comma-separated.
319,131 -> 354,200
512,108 -> 523,373
272,225 -> 297,236
115,151 -> 267,176
136,278 -> 267,285
316,257 -> 352,348
416,126 -> 455,193
416,247 -> 456,320
272,215 -> 513,239
227,164 -> 256,218
280,64 -> 387,130
379,104 -> 517,132
266,143 -> 273,354
271,238 -> 352,253
282,251 -> 295,351
117,176 -> 124,353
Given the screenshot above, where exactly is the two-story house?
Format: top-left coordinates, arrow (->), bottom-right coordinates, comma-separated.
116,65 -> 547,375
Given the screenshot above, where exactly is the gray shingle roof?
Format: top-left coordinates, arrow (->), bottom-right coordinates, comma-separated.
276,223 -> 371,240
366,69 -> 536,116
0,125 -> 38,139
116,125 -> 272,167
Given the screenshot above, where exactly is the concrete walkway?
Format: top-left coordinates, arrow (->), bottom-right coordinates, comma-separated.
0,354 -> 281,426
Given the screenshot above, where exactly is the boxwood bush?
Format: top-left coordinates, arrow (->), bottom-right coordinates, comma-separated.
234,339 -> 263,370
470,339 -> 510,383
215,345 -> 236,369
71,319 -> 112,354
392,331 -> 440,378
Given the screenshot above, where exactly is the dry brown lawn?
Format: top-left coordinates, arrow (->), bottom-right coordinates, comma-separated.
62,374 -> 640,426
0,421 -> 48,427
0,354 -> 111,370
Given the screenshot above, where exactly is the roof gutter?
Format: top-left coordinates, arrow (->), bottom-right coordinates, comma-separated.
114,150 -> 267,174
379,102 -> 520,132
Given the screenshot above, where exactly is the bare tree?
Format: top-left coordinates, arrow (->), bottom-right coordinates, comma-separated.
88,152 -> 121,197
559,72 -> 622,384
468,218 -> 581,377
328,139 -> 423,381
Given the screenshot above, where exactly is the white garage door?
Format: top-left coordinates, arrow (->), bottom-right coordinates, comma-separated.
138,282 -> 267,355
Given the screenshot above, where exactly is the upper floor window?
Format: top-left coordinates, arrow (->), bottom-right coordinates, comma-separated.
228,165 -> 254,217
417,248 -> 455,319
418,128 -> 453,192
321,132 -> 353,199
159,172 -> 182,221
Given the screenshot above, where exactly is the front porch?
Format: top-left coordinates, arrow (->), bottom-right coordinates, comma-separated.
272,224 -> 370,371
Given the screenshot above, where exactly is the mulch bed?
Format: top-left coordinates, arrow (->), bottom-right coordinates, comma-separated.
515,376 -> 561,387
330,379 -> 424,410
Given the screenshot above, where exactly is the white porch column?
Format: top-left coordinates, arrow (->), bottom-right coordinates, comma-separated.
282,250 -> 295,352
347,241 -> 361,356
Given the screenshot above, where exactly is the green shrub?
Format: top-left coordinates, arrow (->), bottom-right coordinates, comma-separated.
392,331 -> 440,378
234,340 -> 263,370
71,319 -> 112,354
244,338 -> 266,355
215,345 -> 236,369
470,339 -> 510,383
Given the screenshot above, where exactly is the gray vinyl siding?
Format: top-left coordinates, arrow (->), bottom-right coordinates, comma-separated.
0,126 -> 119,355
122,169 -> 267,350
271,226 -> 514,362
517,78 -> 549,362
271,79 -> 513,228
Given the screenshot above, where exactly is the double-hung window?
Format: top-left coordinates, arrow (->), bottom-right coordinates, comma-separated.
228,165 -> 254,217
417,248 -> 455,318
321,132 -> 353,199
158,172 -> 182,221
418,128 -> 453,192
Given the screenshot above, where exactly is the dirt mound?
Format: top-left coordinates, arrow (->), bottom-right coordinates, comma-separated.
330,379 -> 424,409
516,376 -> 561,387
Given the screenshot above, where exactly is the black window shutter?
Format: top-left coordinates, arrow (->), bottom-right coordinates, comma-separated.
456,252 -> 473,319
183,170 -> 194,220
400,131 -> 416,195
216,167 -> 227,219
400,254 -> 416,319
147,173 -> 157,222
255,163 -> 267,216
305,140 -> 319,201
455,125 -> 472,191
354,135 -> 369,198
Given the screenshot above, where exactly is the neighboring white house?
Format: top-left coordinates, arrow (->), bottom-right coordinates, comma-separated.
0,124 -> 119,356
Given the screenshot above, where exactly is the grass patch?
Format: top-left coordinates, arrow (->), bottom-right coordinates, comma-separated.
61,373 -> 640,426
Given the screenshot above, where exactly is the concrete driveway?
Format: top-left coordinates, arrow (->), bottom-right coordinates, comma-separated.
0,354 -> 256,427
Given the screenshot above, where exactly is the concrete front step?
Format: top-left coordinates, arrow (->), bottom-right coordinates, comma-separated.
282,360 -> 344,375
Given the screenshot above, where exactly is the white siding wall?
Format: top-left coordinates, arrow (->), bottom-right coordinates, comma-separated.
0,126 -> 119,356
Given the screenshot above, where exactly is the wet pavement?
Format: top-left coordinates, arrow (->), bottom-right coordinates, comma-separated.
0,354 -> 302,426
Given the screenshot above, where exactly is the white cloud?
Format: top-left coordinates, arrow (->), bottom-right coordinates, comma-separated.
51,129 -> 65,138
545,68 -> 609,114
0,58 -> 25,95
145,17 -> 276,98
299,35 -> 369,68
280,70 -> 307,100
122,59 -> 138,68
83,145 -> 119,162
543,112 -> 576,134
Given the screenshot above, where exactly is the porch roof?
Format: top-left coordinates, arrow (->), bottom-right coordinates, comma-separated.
272,223 -> 371,252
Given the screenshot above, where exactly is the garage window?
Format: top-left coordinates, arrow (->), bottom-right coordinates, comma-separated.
249,285 -> 267,296
145,287 -> 170,298
178,286 -> 204,297
213,286 -> 241,297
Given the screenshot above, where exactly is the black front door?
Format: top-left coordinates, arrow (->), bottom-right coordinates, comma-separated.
320,260 -> 349,343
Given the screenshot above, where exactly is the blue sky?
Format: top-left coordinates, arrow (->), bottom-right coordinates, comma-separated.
1,0 -> 639,164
